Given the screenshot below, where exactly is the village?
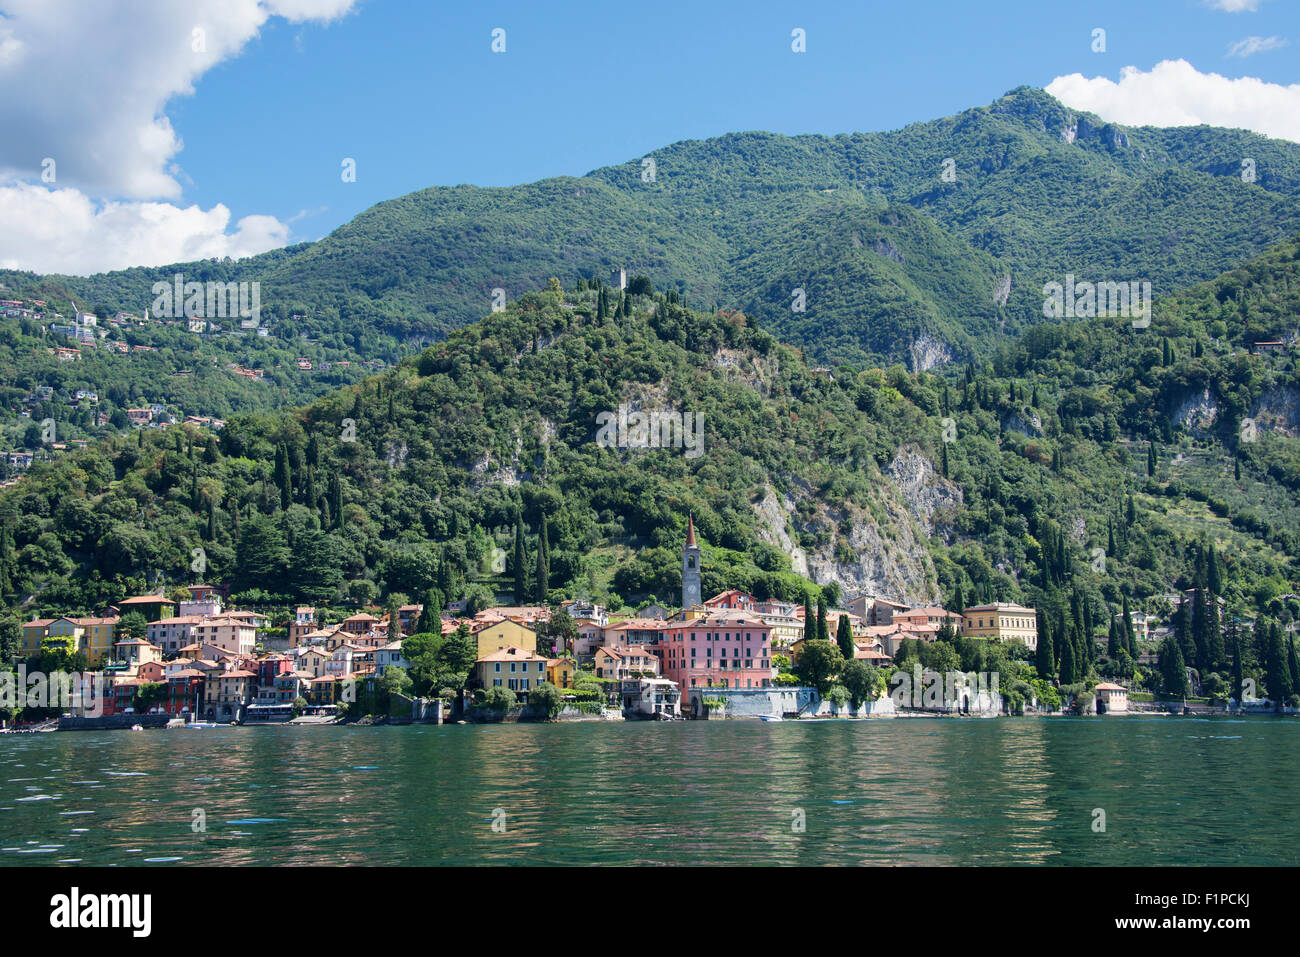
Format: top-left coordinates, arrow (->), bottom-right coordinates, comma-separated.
6,518 -> 1072,727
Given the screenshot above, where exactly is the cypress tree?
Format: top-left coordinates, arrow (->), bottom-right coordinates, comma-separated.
1121,595 -> 1136,656
513,516 -> 528,603
1059,630 -> 1077,684
816,598 -> 829,643
1288,632 -> 1300,700
1035,614 -> 1053,680
1159,636 -> 1188,697
1174,597 -> 1194,666
1207,544 -> 1223,596
417,588 -> 443,634
534,523 -> 549,603
836,614 -> 855,661
949,582 -> 965,616
804,594 -> 815,640
274,443 -> 292,511
1147,442 -> 1157,478
1190,588 -> 1210,670
1231,629 -> 1245,703
1264,622 -> 1292,701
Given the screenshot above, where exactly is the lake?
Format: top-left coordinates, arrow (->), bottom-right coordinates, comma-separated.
1,716 -> 1296,866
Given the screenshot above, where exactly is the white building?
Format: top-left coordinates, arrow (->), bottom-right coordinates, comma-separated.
620,677 -> 681,719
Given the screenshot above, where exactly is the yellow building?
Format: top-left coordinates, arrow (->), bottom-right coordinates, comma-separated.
473,620 -> 538,659
20,615 -> 120,664
76,617 -> 120,666
476,646 -> 549,694
546,657 -> 576,689
961,603 -> 1037,650
20,618 -> 55,656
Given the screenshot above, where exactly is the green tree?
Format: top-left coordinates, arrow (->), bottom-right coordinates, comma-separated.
840,658 -> 881,707
513,516 -> 529,603
797,639 -> 843,696
1036,612 -> 1055,681
528,681 -> 562,719
835,613 -> 855,661
1159,635 -> 1188,698
416,588 -> 443,634
534,523 -> 549,603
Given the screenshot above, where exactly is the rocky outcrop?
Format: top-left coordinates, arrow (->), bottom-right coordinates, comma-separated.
993,274 -> 1011,307
909,334 -> 953,372
750,478 -> 941,605
1250,386 -> 1300,438
874,237 -> 904,263
1172,388 -> 1220,436
885,445 -> 963,539
712,348 -> 775,397
1002,409 -> 1043,437
752,485 -> 809,578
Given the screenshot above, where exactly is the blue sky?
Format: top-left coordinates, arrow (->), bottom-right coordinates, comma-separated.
0,0 -> 1295,273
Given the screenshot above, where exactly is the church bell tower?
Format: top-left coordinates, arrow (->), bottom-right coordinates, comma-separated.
682,514 -> 702,609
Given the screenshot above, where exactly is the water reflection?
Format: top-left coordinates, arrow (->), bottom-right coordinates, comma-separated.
0,718 -> 1296,866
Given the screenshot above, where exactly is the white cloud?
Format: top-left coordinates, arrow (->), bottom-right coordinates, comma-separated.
0,0 -> 355,274
0,183 -> 289,275
1227,36 -> 1288,57
1206,0 -> 1261,11
1046,60 -> 1300,143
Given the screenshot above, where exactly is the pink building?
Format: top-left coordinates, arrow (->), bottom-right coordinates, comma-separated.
652,611 -> 774,691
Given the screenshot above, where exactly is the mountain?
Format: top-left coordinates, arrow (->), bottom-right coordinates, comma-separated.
2,237 -> 1299,658
15,87 -> 1300,374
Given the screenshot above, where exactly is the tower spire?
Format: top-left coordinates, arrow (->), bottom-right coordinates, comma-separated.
681,512 -> 701,609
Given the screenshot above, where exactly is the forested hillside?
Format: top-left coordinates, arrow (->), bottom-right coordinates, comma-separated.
21,87 -> 1300,370
2,238 -> 1299,673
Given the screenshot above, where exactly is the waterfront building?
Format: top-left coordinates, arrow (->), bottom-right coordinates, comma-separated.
652,610 -> 773,691
961,602 -> 1038,650
594,645 -> 660,681
475,646 -> 549,696
472,619 -> 538,658
621,677 -> 682,718
1095,682 -> 1130,714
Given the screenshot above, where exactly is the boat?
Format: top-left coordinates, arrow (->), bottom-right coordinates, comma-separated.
129,724 -> 144,732
758,714 -> 784,722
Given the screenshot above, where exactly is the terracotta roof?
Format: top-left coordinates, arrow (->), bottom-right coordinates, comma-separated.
476,645 -> 548,663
